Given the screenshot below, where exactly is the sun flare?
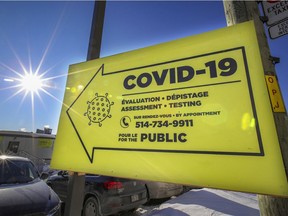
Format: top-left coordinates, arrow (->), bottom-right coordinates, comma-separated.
20,72 -> 44,94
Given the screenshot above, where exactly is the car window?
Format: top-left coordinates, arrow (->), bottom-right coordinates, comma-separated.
6,141 -> 20,154
0,159 -> 39,185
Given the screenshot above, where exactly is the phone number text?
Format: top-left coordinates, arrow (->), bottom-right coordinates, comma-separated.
135,119 -> 193,128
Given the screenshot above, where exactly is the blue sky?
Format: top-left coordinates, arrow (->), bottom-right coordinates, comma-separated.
0,1 -> 287,133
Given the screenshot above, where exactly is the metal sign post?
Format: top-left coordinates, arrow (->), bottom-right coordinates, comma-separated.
64,1 -> 106,216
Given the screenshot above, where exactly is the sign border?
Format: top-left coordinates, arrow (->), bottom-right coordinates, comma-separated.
268,18 -> 288,39
261,1 -> 288,26
66,46 -> 264,163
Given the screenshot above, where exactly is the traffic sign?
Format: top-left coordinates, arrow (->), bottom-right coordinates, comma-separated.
51,21 -> 288,197
268,18 -> 288,39
262,1 -> 288,26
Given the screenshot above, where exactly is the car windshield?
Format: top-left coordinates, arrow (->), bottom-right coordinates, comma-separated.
0,159 -> 39,185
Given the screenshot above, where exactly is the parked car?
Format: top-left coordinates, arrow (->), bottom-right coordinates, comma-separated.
0,155 -> 61,216
145,181 -> 184,199
46,171 -> 148,216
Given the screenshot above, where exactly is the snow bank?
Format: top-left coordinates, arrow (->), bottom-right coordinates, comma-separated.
142,188 -> 260,216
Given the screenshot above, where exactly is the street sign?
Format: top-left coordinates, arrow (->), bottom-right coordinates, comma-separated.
262,1 -> 288,26
51,21 -> 288,197
265,75 -> 286,112
268,18 -> 288,39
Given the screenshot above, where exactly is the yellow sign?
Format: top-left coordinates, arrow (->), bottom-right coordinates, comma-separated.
265,75 -> 286,112
38,138 -> 53,148
51,21 -> 288,197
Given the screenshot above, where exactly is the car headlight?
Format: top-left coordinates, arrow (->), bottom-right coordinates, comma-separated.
47,202 -> 61,216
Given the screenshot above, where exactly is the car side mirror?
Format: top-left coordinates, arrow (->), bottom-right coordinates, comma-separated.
58,170 -> 68,178
40,172 -> 49,180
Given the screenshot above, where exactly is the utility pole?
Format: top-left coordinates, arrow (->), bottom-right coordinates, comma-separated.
87,0 -> 106,60
64,1 -> 106,216
223,1 -> 288,215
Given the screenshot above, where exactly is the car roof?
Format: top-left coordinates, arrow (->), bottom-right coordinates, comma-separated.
0,155 -> 30,162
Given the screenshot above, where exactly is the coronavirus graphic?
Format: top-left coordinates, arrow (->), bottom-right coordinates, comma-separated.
84,93 -> 114,127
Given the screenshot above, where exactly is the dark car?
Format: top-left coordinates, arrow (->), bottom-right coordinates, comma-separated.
46,171 -> 148,216
0,155 -> 61,216
145,181 -> 184,199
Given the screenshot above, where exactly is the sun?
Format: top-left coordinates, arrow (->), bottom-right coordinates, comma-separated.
20,72 -> 44,94
1,66 -> 53,132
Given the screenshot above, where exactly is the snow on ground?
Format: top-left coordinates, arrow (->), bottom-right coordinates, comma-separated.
126,188 -> 260,216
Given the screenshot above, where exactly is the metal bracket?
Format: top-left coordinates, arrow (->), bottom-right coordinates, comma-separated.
269,56 -> 280,65
259,16 -> 269,23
